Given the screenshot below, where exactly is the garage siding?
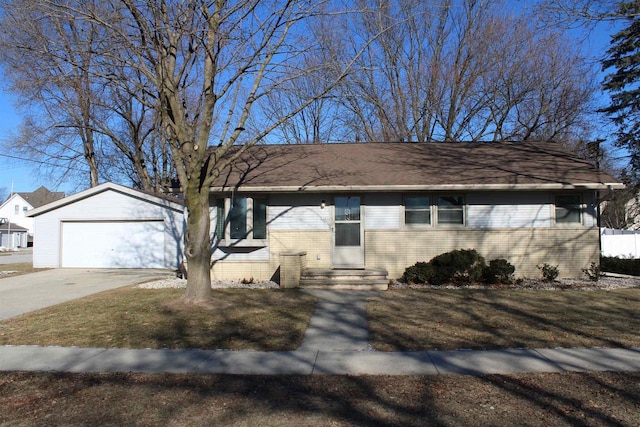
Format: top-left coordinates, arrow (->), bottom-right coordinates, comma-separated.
32,188 -> 184,269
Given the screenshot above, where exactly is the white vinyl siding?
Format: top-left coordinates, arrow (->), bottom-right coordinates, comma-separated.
365,193 -> 401,230
466,192 -> 553,228
266,194 -> 331,230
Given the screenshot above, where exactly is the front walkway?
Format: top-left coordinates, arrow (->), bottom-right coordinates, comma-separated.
1,290 -> 640,375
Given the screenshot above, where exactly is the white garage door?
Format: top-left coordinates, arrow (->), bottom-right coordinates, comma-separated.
61,220 -> 165,268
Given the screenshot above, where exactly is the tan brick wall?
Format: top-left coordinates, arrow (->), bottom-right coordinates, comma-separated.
211,230 -> 332,281
365,227 -> 599,279
211,228 -> 598,281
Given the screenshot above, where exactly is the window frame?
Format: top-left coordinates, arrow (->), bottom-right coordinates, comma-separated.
554,194 -> 582,225
214,195 -> 268,246
403,193 -> 466,227
403,195 -> 432,226
436,195 -> 465,226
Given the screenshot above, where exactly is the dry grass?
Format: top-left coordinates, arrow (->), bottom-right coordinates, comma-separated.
368,288 -> 640,351
1,371 -> 638,426
0,263 -> 47,278
0,287 -> 316,351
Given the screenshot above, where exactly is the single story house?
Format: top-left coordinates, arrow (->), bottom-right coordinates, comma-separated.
26,183 -> 185,269
0,220 -> 28,249
204,142 -> 622,281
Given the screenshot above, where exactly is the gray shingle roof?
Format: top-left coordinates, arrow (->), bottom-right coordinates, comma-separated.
16,186 -> 65,208
209,142 -> 622,192
0,221 -> 28,232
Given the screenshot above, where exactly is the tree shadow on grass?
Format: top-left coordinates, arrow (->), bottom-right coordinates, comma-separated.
2,371 -> 638,426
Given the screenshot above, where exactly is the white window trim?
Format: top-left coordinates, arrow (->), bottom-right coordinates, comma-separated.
436,195 -> 466,227
403,193 -> 466,228
403,195 -> 432,227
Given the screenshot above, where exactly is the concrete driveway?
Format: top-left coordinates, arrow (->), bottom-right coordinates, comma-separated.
0,268 -> 170,320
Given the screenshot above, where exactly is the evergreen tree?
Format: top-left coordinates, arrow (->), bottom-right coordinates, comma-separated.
600,1 -> 640,181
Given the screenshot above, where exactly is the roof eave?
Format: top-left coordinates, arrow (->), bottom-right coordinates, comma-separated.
208,182 -> 625,193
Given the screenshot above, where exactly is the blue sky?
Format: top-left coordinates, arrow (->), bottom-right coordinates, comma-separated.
0,16 -> 628,197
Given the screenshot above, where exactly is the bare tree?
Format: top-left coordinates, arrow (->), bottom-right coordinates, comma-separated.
0,1 -> 175,192
0,0 -> 105,187
536,0 -> 637,26
44,0 -> 359,305
318,0 -> 598,144
92,66 -> 174,192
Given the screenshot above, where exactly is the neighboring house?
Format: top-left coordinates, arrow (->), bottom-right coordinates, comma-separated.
26,183 -> 185,269
203,142 -> 622,280
0,186 -> 65,245
0,219 -> 28,249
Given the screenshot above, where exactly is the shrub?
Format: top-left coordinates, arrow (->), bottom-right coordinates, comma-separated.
428,249 -> 486,286
401,262 -> 434,284
401,250 -> 519,286
537,263 -> 559,282
482,258 -> 515,284
582,262 -> 601,281
600,256 -> 640,276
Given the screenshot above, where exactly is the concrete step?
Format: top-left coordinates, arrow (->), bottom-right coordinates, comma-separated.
300,268 -> 389,290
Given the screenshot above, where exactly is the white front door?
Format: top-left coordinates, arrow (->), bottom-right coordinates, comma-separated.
332,196 -> 364,268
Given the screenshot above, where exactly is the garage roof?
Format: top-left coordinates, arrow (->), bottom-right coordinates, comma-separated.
26,182 -> 184,217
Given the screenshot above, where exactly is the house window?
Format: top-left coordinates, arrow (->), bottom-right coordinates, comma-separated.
14,205 -> 19,215
22,206 -> 28,213
215,196 -> 267,242
555,195 -> 581,224
230,197 -> 247,239
437,196 -> 464,225
405,196 -> 431,225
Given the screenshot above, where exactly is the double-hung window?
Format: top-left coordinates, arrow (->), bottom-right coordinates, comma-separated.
405,196 -> 431,225
555,195 -> 581,224
404,194 -> 465,226
437,196 -> 464,225
215,196 -> 267,244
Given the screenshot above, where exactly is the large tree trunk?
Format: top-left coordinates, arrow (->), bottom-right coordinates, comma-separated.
182,181 -> 212,305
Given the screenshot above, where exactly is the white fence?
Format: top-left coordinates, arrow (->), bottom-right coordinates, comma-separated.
601,228 -> 640,259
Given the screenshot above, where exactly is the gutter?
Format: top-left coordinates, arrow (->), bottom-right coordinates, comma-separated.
206,182 -> 625,193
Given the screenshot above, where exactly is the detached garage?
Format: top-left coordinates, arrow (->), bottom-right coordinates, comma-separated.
27,182 -> 185,269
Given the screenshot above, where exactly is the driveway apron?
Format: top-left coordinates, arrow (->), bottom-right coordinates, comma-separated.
0,268 -> 170,320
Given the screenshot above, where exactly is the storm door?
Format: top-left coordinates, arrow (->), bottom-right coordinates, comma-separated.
332,196 -> 364,268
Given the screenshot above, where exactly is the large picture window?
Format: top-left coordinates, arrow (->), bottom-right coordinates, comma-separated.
555,195 -> 581,224
214,196 -> 267,243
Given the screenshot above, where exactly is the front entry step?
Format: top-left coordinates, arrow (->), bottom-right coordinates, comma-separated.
299,268 -> 389,290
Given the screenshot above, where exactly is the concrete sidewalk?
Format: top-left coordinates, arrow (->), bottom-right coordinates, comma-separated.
1,289 -> 639,376
2,345 -> 639,375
